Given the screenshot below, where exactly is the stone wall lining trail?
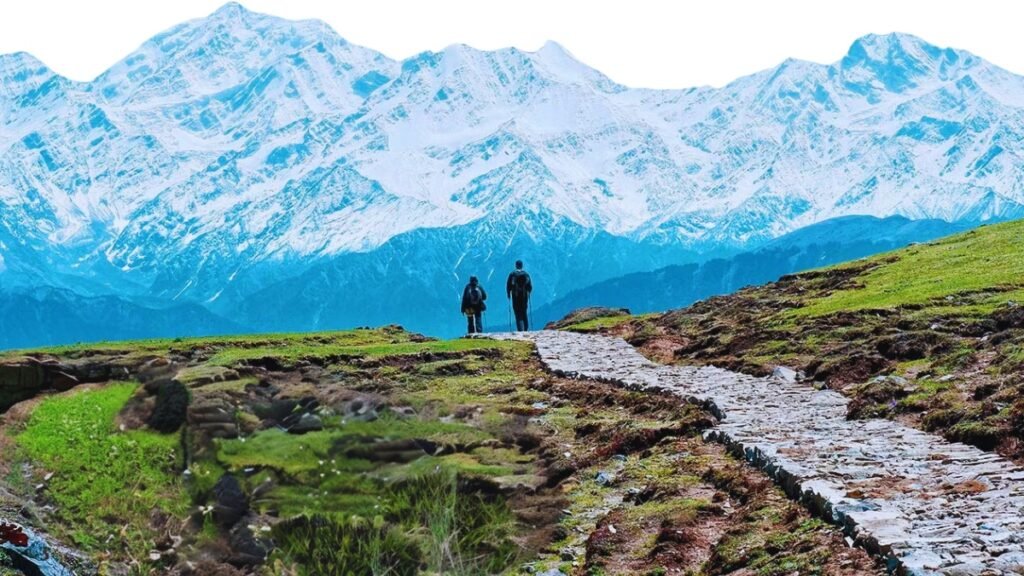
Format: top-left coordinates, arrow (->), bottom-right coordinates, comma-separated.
491,331 -> 1024,576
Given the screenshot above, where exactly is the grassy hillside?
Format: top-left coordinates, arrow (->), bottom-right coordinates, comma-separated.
0,328 -> 878,575
579,219 -> 1024,460
533,215 -> 972,327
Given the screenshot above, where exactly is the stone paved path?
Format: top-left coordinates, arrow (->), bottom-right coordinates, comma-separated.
493,331 -> 1024,575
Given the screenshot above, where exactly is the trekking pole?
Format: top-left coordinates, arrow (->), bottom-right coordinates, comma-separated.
529,298 -> 534,332
507,299 -> 512,332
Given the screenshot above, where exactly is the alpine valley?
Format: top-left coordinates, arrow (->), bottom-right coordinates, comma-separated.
3,2 -> 1024,347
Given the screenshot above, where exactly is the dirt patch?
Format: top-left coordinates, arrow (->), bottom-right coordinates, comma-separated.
700,449 -> 881,576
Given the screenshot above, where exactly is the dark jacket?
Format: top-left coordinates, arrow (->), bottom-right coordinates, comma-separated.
506,270 -> 532,302
461,282 -> 487,314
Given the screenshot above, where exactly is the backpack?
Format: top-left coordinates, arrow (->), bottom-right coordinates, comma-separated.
467,286 -> 483,308
511,271 -> 529,298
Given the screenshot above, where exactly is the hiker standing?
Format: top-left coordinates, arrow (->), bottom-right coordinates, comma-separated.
506,260 -> 533,331
461,276 -> 487,334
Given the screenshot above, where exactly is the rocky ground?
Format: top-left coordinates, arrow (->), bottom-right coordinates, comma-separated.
503,330 -> 1024,574
564,220 -> 1024,466
0,328 -> 881,575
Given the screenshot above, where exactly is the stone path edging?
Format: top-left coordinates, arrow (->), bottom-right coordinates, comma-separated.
490,331 -> 1024,576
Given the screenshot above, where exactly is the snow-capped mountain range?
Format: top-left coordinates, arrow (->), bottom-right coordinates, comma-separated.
2,2 -> 1024,345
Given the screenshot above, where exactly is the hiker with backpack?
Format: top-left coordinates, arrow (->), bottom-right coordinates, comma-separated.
461,276 -> 487,334
506,260 -> 533,331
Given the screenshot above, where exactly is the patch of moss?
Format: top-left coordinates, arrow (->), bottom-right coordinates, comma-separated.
216,416 -> 491,476
15,383 -> 188,557
9,327 -> 413,358
207,337 -> 519,366
563,315 -> 636,333
948,419 -> 1004,451
173,364 -> 239,386
710,509 -> 834,576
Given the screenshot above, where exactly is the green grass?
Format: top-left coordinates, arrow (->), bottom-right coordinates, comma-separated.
270,470 -> 519,576
561,312 -> 660,333
270,515 -> 422,576
4,327 -> 415,359
14,383 -> 188,556
214,410 -> 513,522
206,336 -> 519,366
794,221 -> 1024,318
562,315 -> 635,332
216,415 -> 492,476
3,327 -> 542,573
384,469 -> 519,575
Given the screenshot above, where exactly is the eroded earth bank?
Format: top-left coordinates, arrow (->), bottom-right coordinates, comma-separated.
1,328 -> 880,575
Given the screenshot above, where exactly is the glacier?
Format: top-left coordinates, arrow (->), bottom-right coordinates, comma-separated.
2,2 -> 1024,345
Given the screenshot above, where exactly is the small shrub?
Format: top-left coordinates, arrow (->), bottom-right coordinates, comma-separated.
384,470 -> 519,574
148,381 -> 190,433
271,515 -> 421,576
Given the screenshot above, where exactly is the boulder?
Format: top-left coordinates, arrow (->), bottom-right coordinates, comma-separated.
339,396 -> 381,422
194,422 -> 239,438
137,357 -> 178,393
288,413 -> 323,434
188,399 -> 235,424
0,361 -> 48,410
227,516 -> 270,567
259,397 -> 319,428
50,372 -> 78,392
771,366 -> 801,383
173,366 -> 241,388
188,398 -> 238,441
211,475 -> 248,529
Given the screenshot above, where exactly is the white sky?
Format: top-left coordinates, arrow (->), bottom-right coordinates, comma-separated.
1,0 -> 1023,89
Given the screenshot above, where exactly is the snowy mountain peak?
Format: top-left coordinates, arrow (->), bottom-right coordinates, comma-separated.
90,2 -> 391,105
3,5 -> 1024,334
840,32 -> 978,92
538,40 -> 570,55
531,39 -> 616,89
0,51 -> 55,87
0,51 -> 48,73
848,32 -> 933,58
0,51 -> 64,114
210,1 -> 250,20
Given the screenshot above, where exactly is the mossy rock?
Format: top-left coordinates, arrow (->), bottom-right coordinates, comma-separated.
174,365 -> 241,387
